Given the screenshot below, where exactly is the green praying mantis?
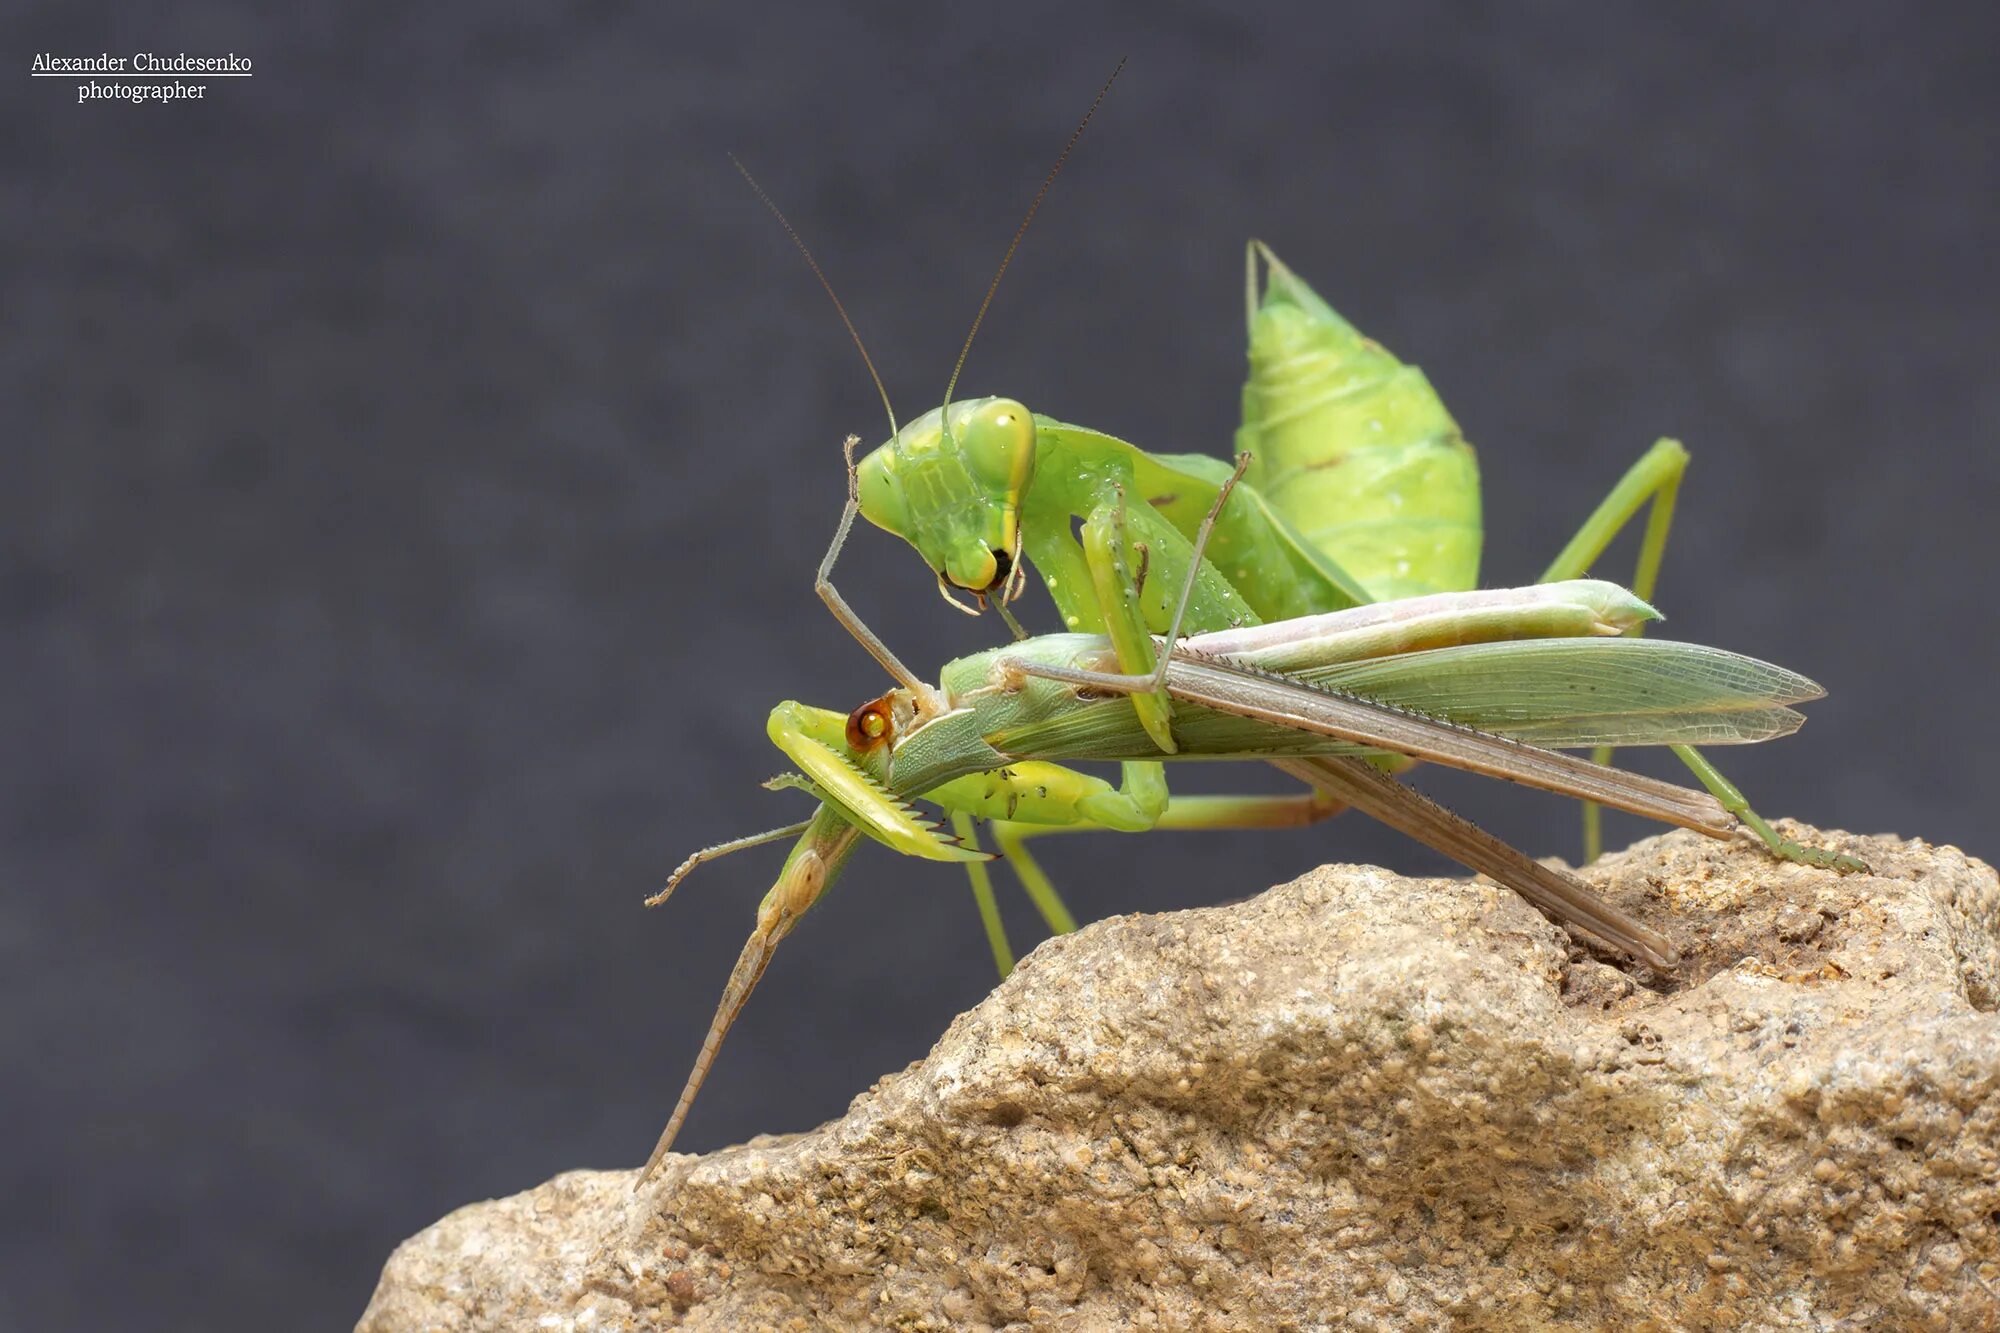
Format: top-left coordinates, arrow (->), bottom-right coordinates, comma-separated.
751,64 -> 1855,878
635,458 -> 1832,1182
637,72 -> 1854,1178
834,246 -> 1853,876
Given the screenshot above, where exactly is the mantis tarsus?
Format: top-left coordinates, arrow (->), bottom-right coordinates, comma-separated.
636,463 -> 1831,1182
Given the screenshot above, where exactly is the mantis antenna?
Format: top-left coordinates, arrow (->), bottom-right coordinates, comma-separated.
729,154 -> 900,443
938,56 -> 1127,424
730,156 -> 941,703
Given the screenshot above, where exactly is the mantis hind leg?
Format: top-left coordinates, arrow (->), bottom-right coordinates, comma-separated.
1669,745 -> 1864,872
952,812 -> 1016,977
1537,440 -> 1860,871
1535,438 -> 1687,861
1535,437 -> 1689,597
964,789 -> 1348,977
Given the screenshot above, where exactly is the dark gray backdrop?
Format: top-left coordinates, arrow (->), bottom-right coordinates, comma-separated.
8,4 -> 1996,1328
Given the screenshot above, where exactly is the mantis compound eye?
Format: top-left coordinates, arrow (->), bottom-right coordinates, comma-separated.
958,398 -> 1036,496
844,695 -> 898,752
854,446 -> 911,538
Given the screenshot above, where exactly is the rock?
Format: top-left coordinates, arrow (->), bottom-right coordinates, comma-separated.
358,824 -> 2000,1331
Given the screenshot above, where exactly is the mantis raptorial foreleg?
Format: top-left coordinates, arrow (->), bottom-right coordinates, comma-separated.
644,579 -> 1824,1176
1535,439 -> 1862,871
1081,486 -> 1179,754
768,691 -> 1334,975
935,458 -> 1334,974
1077,453 -> 1260,755
640,756 -> 1351,1179
1007,459 -> 1719,833
946,454 -> 1352,976
1066,450 -> 1258,801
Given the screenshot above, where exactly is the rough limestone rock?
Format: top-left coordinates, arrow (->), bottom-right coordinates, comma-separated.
359,825 -> 2000,1331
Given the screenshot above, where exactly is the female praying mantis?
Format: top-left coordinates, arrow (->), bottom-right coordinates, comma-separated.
635,465 -> 1831,1181
745,64 -> 1854,875
833,248 -> 1849,874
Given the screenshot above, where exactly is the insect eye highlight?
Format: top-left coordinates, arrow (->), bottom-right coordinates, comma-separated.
960,399 -> 1036,494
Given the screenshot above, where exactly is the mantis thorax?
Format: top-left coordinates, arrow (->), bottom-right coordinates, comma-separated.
855,396 -> 1035,595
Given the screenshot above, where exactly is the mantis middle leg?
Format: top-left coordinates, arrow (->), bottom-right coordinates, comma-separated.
1537,439 -> 1859,870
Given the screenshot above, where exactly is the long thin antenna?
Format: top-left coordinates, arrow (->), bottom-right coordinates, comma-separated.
939,57 -> 1127,417
731,154 -> 900,442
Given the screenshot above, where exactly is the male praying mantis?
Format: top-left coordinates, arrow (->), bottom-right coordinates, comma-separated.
635,461 -> 1831,1182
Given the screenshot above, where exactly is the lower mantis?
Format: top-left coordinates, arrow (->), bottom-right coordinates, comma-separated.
636,471 -> 1829,1181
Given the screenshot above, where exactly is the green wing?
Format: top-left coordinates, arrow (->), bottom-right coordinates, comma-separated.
1293,638 -> 1822,747
987,636 -> 1819,760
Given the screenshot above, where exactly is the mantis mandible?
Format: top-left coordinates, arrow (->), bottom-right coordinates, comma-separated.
636,465 -> 1832,1181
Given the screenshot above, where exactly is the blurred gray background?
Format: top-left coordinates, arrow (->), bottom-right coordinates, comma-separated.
7,3 -> 1996,1328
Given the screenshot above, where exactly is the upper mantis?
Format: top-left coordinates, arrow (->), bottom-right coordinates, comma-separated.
832,247 -> 1850,874
742,65 -> 1853,875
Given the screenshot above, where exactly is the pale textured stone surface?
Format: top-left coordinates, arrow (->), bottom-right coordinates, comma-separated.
358,825 -> 2000,1331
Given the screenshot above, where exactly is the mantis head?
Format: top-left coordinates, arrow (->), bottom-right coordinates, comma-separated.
855,396 -> 1036,604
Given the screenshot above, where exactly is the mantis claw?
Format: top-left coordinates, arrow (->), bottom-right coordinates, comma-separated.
1757,832 -> 1869,875
1003,543 -> 1030,605
935,573 -> 983,617
768,707 -> 991,862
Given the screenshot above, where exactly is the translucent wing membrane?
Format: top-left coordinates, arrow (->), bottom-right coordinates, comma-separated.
1295,638 -> 1823,747
989,636 -> 1821,760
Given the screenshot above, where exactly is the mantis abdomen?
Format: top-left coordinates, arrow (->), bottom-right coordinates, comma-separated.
1236,244 -> 1482,602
